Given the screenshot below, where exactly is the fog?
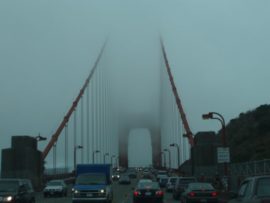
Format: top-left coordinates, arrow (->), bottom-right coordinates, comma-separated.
0,0 -> 270,167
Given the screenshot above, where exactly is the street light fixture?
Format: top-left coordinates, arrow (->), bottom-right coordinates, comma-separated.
170,143 -> 180,169
164,148 -> 171,169
74,145 -> 83,171
103,153 -> 109,164
202,112 -> 228,177
35,134 -> 47,141
92,150 -> 100,164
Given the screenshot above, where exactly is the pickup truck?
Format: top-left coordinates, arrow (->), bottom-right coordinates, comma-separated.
72,164 -> 113,203
228,175 -> 270,203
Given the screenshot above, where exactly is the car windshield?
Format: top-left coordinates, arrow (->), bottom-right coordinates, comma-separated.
47,181 -> 63,186
138,182 -> 159,189
256,178 -> 270,197
76,174 -> 106,185
0,181 -> 19,192
189,183 -> 214,191
170,178 -> 177,183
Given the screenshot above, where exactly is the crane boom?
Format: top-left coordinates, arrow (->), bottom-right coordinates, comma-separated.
42,40 -> 107,160
160,38 -> 194,146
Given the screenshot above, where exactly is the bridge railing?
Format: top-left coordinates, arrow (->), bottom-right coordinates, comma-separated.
230,159 -> 270,176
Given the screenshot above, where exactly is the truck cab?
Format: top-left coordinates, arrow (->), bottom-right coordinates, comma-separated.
72,164 -> 113,203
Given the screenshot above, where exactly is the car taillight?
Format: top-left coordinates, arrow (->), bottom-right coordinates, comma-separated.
188,192 -> 196,197
211,192 -> 218,197
133,191 -> 140,197
156,191 -> 164,196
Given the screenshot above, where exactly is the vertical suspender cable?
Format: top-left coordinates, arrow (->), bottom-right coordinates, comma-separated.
53,143 -> 56,175
81,96 -> 84,163
65,124 -> 68,172
96,69 -> 99,163
92,78 -> 95,163
87,85 -> 90,163
74,110 -> 77,149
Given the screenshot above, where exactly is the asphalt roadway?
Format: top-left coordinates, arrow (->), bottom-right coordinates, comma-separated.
35,178 -> 179,203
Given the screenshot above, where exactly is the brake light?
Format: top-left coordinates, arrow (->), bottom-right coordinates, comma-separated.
211,192 -> 218,197
188,192 -> 195,197
156,191 -> 164,196
133,191 -> 140,197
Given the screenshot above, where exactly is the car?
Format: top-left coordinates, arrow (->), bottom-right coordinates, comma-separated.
228,175 -> 270,203
138,179 -> 153,184
180,182 -> 218,203
0,178 -> 35,203
166,176 -> 178,192
128,172 -> 137,179
133,181 -> 164,203
156,170 -> 168,181
141,172 -> 155,180
112,173 -> 120,181
43,179 -> 68,197
159,176 -> 168,188
173,177 -> 197,200
118,175 -> 131,184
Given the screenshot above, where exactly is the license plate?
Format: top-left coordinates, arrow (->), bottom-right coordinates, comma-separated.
145,192 -> 151,196
86,193 -> 93,197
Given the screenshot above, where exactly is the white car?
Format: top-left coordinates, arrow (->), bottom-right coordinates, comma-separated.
43,180 -> 68,197
166,177 -> 178,192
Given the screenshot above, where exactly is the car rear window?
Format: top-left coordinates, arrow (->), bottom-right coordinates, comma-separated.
256,178 -> 270,197
179,178 -> 196,183
189,183 -> 214,190
138,182 -> 159,189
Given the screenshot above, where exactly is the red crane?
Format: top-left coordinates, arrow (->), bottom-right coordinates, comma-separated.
160,38 -> 194,146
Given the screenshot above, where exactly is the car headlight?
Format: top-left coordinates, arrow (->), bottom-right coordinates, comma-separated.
100,189 -> 105,193
74,190 -> 79,194
3,196 -> 13,202
117,175 -> 120,178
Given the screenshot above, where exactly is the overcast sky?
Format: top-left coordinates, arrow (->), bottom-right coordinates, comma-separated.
0,0 -> 270,167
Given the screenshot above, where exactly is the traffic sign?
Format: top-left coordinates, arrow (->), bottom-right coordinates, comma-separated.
217,147 -> 230,163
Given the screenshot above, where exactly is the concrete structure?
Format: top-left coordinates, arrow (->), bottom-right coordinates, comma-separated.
192,131 -> 223,176
1,136 -> 43,190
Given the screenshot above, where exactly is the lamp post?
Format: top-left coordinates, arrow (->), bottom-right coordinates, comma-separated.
74,145 -> 83,171
170,143 -> 180,169
202,112 -> 228,177
92,150 -> 100,164
164,148 -> 171,169
111,155 -> 116,167
160,152 -> 166,168
103,153 -> 109,164
115,156 -> 119,168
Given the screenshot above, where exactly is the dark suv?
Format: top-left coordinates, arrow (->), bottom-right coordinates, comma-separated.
172,177 -> 197,200
0,178 -> 35,203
